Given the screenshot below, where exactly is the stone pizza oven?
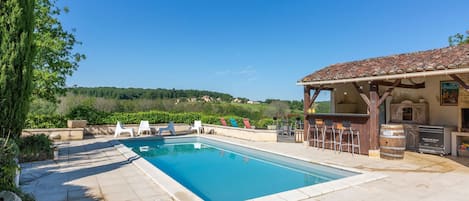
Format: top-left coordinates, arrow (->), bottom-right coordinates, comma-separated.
390,100 -> 428,124
390,100 -> 428,150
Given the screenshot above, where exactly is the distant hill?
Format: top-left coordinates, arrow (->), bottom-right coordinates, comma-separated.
67,87 -> 234,101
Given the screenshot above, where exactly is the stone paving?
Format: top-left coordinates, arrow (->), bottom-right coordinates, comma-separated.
20,136 -> 172,201
206,135 -> 469,201
20,134 -> 469,201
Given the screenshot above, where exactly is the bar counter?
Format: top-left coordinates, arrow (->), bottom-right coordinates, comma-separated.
305,113 -> 370,154
309,113 -> 368,119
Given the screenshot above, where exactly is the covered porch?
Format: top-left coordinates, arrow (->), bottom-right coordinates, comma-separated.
298,44 -> 469,157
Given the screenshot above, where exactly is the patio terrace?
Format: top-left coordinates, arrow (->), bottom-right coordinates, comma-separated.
20,134 -> 469,201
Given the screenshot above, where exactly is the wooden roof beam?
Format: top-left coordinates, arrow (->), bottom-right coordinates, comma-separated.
308,87 -> 322,108
378,79 -> 400,106
352,82 -> 371,107
377,80 -> 424,89
449,74 -> 469,91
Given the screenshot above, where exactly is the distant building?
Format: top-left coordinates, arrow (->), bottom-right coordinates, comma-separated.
247,100 -> 260,104
232,98 -> 242,103
201,95 -> 213,102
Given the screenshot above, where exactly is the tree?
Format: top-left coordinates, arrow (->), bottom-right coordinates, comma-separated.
264,101 -> 291,119
0,0 -> 36,138
449,30 -> 469,46
32,0 -> 85,103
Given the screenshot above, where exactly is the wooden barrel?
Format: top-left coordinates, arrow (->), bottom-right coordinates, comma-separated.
380,124 -> 406,160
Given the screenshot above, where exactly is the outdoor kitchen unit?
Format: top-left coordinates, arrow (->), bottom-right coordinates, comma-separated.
418,125 -> 454,155
390,100 -> 429,151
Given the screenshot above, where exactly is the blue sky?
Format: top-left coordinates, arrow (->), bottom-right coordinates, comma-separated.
60,0 -> 469,101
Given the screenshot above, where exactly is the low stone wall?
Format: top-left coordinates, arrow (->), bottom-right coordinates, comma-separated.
21,124 -> 277,142
21,123 -> 191,140
84,123 -> 191,135
203,124 -> 277,142
22,128 -> 84,140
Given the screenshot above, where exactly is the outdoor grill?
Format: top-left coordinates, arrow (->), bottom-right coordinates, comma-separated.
418,125 -> 453,155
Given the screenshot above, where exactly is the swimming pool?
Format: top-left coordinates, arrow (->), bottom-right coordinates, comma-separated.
120,137 -> 358,201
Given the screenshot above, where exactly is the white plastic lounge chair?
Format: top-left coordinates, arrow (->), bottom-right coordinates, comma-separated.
138,120 -> 154,135
114,121 -> 134,137
189,120 -> 203,134
158,121 -> 176,135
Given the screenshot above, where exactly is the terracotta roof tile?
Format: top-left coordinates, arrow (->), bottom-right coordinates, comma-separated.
300,44 -> 469,83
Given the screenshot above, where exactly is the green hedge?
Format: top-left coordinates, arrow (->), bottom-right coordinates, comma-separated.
25,110 -> 280,129
25,114 -> 67,129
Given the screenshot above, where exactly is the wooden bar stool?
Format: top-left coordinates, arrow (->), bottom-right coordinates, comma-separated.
339,121 -> 353,153
349,122 -> 360,155
315,119 -> 324,149
323,119 -> 336,151
307,118 -> 319,147
335,122 -> 344,152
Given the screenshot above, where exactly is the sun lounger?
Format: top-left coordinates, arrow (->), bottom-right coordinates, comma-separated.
243,118 -> 252,129
229,118 -> 238,127
220,118 -> 227,126
189,120 -> 203,134
137,120 -> 155,135
158,121 -> 176,135
114,121 -> 134,137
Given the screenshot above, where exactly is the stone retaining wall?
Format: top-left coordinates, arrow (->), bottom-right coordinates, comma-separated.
22,128 -> 84,140
84,124 -> 191,135
203,124 -> 277,142
22,123 -> 277,142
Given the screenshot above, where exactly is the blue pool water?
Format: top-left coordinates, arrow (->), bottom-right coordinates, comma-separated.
121,137 -> 357,201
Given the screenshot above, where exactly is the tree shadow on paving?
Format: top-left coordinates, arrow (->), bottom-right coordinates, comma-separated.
58,141 -> 116,155
20,139 -> 141,201
21,157 -> 140,201
22,185 -> 104,201
22,183 -> 104,201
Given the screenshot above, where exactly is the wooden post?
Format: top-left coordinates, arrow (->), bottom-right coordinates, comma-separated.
303,86 -> 311,141
369,82 -> 380,155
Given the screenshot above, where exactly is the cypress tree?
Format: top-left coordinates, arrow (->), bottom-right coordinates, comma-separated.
0,0 -> 36,139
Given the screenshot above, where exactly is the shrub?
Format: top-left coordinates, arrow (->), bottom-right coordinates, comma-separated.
101,111 -> 203,125
66,105 -> 108,125
25,114 -> 67,128
254,118 -> 275,129
0,138 -> 20,191
200,115 -> 221,125
24,109 -> 274,129
0,138 -> 36,201
17,134 -> 53,163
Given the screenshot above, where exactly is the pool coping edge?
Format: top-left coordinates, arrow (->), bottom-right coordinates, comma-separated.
195,135 -> 388,201
110,139 -> 203,201
113,135 -> 387,201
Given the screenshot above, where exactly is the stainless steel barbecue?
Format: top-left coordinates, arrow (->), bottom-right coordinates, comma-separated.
418,125 -> 454,155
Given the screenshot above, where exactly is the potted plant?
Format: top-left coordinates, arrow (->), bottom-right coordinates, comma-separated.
267,117 -> 278,130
